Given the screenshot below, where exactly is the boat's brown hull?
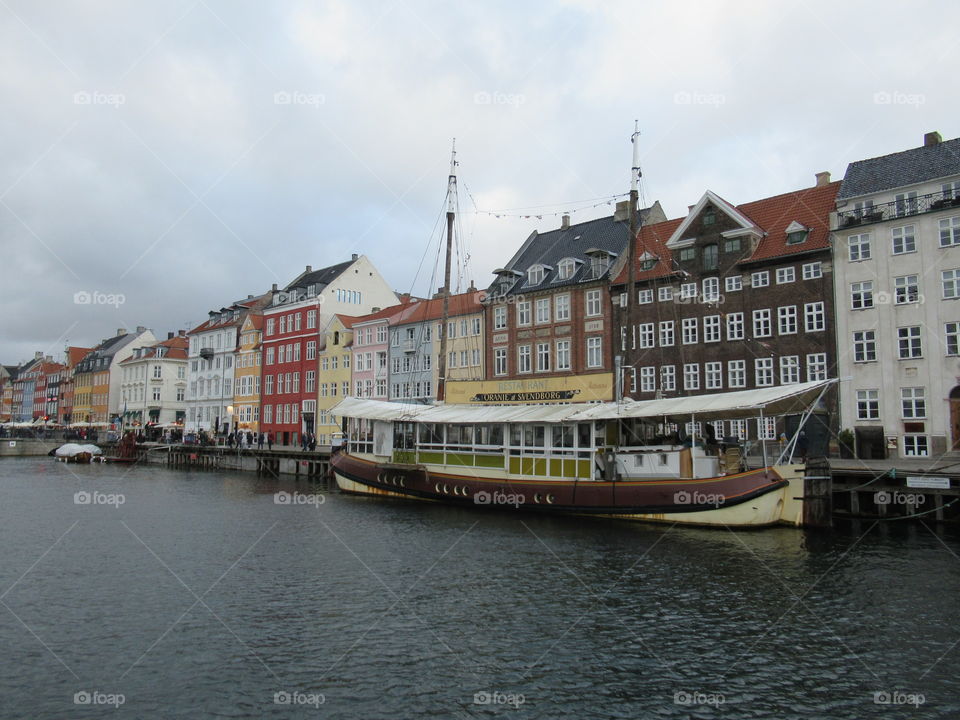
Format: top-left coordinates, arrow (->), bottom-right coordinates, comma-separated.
331,451 -> 794,526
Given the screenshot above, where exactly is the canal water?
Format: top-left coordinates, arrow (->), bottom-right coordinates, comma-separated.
1,457 -> 958,719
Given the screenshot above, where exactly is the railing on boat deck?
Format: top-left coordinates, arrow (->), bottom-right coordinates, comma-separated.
390,442 -> 596,480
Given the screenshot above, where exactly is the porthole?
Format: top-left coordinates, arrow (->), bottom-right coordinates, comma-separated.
546,494 -> 555,504
435,483 -> 442,493
443,484 -> 450,495
399,478 -> 405,487
534,493 -> 542,504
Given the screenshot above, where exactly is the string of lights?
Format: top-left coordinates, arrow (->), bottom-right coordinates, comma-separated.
462,182 -> 629,220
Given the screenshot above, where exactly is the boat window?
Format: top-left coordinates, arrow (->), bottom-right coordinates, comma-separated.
394,422 -> 415,450
419,423 -> 442,445
510,425 -> 522,452
552,425 -> 574,448
490,424 -> 503,446
578,423 -> 591,448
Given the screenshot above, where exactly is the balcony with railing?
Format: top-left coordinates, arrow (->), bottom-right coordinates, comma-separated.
836,189 -> 960,229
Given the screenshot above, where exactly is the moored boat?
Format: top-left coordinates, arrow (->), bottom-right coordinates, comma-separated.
329,379 -> 833,528
54,443 -> 103,464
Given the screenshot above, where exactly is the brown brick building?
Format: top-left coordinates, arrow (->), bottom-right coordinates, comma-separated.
610,176 -> 839,441
466,202 -> 664,404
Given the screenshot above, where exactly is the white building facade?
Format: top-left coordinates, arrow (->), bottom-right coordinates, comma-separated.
186,294 -> 271,435
832,131 -> 960,458
119,334 -> 188,430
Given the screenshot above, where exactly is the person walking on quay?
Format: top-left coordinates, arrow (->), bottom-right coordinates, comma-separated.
227,433 -> 234,449
246,431 -> 253,448
797,431 -> 809,463
267,433 -> 273,451
257,432 -> 264,450
309,433 -> 317,451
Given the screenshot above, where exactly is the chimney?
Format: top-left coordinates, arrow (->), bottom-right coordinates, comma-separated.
924,131 -> 942,147
271,283 -> 278,292
167,332 -> 174,340
305,265 -> 312,273
352,253 -> 359,261
117,328 -> 125,336
815,171 -> 831,187
613,200 -> 631,222
178,330 -> 186,337
136,326 -> 145,333
247,294 -> 253,300
34,351 -> 42,360
561,214 -> 570,230
468,280 -> 476,292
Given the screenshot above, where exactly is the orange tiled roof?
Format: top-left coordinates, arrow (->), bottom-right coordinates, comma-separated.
616,181 -> 840,283
393,290 -> 483,325
736,181 -> 839,263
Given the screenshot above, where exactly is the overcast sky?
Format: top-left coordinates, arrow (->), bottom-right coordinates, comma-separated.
2,0 -> 958,364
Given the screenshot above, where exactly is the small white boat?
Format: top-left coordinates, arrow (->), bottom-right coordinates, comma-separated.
54,443 -> 103,464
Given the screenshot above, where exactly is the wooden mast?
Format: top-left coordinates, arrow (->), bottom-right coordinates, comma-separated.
624,121 -> 641,402
436,139 -> 457,403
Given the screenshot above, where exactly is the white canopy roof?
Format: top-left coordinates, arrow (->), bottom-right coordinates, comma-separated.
330,379 -> 834,424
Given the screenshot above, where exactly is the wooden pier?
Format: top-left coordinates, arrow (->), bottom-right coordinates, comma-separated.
140,444 -> 333,480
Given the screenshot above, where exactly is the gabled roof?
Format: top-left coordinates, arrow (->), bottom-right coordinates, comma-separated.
66,347 -> 92,367
614,181 -> 840,284
838,135 -> 960,200
490,205 -> 662,296
334,314 -> 360,329
74,332 -> 144,373
665,190 -> 760,247
120,336 -> 188,363
287,259 -> 354,292
188,292 -> 272,335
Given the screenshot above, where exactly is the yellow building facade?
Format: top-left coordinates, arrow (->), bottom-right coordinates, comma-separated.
316,315 -> 355,446
233,314 -> 262,434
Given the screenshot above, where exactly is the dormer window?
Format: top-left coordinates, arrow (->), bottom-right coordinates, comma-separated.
556,258 -> 577,281
785,221 -> 808,245
703,207 -> 716,226
527,265 -> 547,286
640,258 -> 657,271
585,249 -> 614,279
591,257 -> 606,276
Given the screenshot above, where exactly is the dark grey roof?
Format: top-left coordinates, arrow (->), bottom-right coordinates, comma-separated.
490,208 -> 659,295
74,333 -> 137,373
837,137 -> 960,200
287,260 -> 354,292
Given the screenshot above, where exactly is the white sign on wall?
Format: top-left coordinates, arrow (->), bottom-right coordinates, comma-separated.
906,476 -> 951,489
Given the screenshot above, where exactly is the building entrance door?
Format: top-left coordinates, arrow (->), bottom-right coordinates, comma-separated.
950,386 -> 960,450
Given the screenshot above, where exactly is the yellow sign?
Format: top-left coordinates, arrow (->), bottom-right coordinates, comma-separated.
445,374 -> 613,404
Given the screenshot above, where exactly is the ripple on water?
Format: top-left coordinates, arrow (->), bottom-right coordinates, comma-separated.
1,459 -> 959,718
